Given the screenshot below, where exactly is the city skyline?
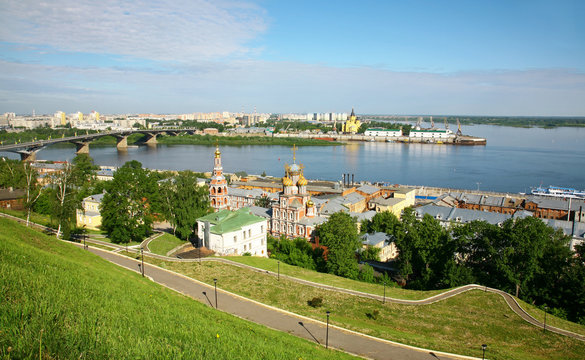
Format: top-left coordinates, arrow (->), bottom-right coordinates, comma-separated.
1,0 -> 584,116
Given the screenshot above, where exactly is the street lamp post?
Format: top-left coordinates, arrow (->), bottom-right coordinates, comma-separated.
542,306 -> 548,332
383,281 -> 386,304
326,311 -> 330,349
214,278 -> 218,309
482,344 -> 487,360
140,247 -> 144,277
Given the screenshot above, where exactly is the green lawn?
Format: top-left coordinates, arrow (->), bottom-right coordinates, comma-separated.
147,233 -> 187,256
0,208 -> 54,228
222,256 -> 447,300
86,234 -> 142,247
0,218 -> 356,360
142,257 -> 585,360
517,298 -> 585,337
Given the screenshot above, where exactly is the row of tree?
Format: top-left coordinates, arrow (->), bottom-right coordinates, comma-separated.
1,156 -> 211,244
98,161 -> 211,244
362,209 -> 585,324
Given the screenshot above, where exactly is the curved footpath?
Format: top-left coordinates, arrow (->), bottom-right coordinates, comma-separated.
105,238 -> 585,342
2,213 -> 584,354
81,244 -> 476,360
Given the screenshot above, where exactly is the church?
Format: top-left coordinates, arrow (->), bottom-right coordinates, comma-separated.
208,144 -> 326,240
270,145 -> 325,240
342,108 -> 361,134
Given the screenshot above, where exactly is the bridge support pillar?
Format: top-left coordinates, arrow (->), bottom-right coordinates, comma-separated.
19,151 -> 37,162
73,141 -> 91,154
144,133 -> 158,145
116,136 -> 128,150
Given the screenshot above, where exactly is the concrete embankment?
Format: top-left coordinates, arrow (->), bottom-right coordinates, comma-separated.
255,132 -> 487,145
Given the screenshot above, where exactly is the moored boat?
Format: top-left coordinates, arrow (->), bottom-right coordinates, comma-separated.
530,185 -> 585,199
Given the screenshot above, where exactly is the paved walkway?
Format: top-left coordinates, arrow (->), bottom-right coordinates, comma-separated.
2,213 -> 584,352
84,245 -> 476,360
105,239 -> 585,342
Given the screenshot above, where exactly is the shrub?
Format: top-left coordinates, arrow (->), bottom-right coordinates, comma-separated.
307,297 -> 323,308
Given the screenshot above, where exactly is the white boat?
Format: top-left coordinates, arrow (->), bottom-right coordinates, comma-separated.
530,186 -> 585,199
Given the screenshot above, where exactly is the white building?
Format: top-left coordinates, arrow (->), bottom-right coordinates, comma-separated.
409,129 -> 454,139
361,232 -> 399,262
364,128 -> 403,137
197,208 -> 268,257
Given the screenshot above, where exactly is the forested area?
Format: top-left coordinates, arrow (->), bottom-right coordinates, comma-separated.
362,209 -> 585,324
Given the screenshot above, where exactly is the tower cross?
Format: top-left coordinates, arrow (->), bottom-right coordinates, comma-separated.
292,144 -> 298,162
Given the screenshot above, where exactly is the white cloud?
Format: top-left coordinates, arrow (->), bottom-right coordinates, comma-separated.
1,59 -> 584,116
0,0 -> 266,61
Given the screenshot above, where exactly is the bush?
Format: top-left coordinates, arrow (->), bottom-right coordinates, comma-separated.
366,310 -> 379,320
243,252 -> 252,256
307,297 -> 323,308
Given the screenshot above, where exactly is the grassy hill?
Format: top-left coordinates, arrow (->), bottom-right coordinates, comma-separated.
0,218 -> 355,359
144,256 -> 585,360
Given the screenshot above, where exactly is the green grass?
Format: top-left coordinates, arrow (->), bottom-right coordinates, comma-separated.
148,233 -> 187,256
0,218 -> 356,360
516,298 -> 585,337
85,228 -> 107,235
222,256 -> 447,300
86,234 -> 142,247
0,208 -> 54,228
141,257 -> 585,360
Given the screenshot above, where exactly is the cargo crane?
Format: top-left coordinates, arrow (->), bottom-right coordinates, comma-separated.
456,118 -> 463,136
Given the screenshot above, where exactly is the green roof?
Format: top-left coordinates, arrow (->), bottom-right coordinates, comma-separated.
198,208 -> 265,235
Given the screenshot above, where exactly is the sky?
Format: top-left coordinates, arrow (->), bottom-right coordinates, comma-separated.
0,0 -> 584,116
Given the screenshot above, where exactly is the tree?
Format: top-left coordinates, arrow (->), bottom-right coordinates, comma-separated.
159,171 -> 210,240
100,161 -> 158,244
363,211 -> 401,234
50,163 -> 76,239
496,217 -> 553,297
254,194 -> 271,208
71,154 -> 98,187
317,212 -> 360,279
0,158 -> 25,189
22,162 -> 42,227
361,246 -> 381,262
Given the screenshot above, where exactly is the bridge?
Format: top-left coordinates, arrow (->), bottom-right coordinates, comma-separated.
0,128 -> 191,161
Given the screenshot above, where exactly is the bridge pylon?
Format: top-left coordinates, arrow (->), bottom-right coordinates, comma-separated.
18,150 -> 39,162
72,141 -> 91,154
114,135 -> 128,150
144,132 -> 158,145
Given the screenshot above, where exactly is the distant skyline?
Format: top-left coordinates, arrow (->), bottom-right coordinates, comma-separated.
1,0 -> 584,116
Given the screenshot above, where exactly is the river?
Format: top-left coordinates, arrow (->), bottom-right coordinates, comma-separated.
2,124 -> 584,193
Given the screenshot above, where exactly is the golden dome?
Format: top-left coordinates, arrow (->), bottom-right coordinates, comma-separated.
282,176 -> 293,186
297,175 -> 307,186
307,200 -> 314,207
214,147 -> 221,158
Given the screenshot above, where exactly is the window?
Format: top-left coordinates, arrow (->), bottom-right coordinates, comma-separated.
234,236 -> 237,243
243,231 -> 246,239
248,229 -> 251,237
260,225 -> 264,233
244,244 -> 247,251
